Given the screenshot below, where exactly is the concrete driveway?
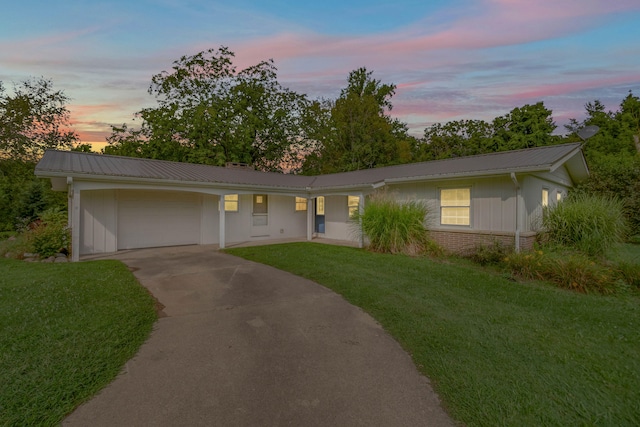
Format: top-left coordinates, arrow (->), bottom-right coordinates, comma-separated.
64,245 -> 454,426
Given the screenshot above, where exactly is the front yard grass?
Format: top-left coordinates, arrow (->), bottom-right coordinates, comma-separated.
226,242 -> 640,427
0,258 -> 156,426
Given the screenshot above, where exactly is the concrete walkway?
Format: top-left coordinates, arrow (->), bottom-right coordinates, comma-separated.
64,245 -> 454,426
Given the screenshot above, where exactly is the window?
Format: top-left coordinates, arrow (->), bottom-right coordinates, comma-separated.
348,196 -> 360,218
253,194 -> 267,214
440,188 -> 470,226
295,197 -> 307,211
556,191 -> 562,202
224,194 -> 238,212
253,194 -> 268,226
542,188 -> 549,207
316,196 -> 325,215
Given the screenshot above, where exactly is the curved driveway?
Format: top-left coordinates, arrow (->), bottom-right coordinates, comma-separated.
64,245 -> 454,426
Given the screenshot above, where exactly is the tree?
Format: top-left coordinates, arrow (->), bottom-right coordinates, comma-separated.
106,47 -> 311,172
0,77 -> 78,161
418,119 -> 493,161
303,67 -> 414,174
490,102 -> 559,151
567,92 -> 640,236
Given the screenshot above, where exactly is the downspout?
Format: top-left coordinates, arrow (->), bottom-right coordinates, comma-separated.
510,173 -> 521,253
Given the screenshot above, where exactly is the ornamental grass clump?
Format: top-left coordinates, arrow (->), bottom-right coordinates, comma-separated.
505,250 -> 618,294
352,191 -> 432,255
541,193 -> 628,257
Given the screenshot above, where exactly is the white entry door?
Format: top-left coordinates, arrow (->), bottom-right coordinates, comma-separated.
251,194 -> 269,237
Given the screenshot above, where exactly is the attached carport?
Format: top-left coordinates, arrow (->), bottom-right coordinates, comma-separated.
116,190 -> 202,250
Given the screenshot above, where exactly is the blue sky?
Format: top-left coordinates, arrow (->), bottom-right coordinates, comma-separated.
1,0 -> 639,148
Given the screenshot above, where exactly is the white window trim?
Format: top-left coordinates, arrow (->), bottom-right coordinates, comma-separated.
439,187 -> 471,226
295,197 -> 307,212
224,194 -> 239,212
348,195 -> 360,218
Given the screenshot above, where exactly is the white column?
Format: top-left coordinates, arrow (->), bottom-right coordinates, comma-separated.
358,194 -> 365,248
219,196 -> 226,249
307,197 -> 313,241
71,185 -> 81,262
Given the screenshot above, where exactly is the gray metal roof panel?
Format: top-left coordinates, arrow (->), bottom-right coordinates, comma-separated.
36,150 -> 317,188
35,143 -> 584,190
311,142 -> 583,187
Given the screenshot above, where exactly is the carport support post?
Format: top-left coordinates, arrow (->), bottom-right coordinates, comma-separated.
358,194 -> 364,248
219,196 -> 226,249
306,197 -> 313,241
70,184 -> 81,262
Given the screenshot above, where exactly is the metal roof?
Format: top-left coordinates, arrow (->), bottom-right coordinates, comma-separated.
35,143 -> 587,191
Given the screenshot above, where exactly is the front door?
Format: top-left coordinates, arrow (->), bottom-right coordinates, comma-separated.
251,194 -> 269,236
315,196 -> 325,233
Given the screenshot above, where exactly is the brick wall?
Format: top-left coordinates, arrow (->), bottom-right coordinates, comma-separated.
429,229 -> 536,255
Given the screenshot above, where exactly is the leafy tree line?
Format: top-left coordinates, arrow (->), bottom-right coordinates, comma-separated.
1,47 -> 639,235
0,78 -> 76,231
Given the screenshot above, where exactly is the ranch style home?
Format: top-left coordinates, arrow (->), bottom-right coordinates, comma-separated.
35,142 -> 589,262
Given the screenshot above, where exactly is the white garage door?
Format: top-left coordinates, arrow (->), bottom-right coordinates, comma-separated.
117,191 -> 201,250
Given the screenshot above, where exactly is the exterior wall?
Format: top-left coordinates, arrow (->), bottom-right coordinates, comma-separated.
521,173 -> 571,232
225,194 -> 307,244
388,176 -> 517,232
79,190 -> 117,255
200,194 -> 219,245
323,195 -> 358,241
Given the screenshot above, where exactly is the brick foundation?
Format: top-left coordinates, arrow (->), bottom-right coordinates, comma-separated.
429,229 -> 536,255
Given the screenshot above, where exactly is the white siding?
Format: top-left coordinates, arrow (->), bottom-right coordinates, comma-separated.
323,195 -> 355,240
521,175 -> 572,232
117,190 -> 201,250
80,190 -> 117,255
224,194 -> 307,244
388,176 -> 517,233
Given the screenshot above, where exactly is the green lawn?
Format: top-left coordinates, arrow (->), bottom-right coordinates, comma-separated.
226,242 -> 640,427
0,258 -> 156,426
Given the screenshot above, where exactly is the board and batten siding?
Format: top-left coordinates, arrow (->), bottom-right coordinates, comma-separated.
80,189 -> 117,255
388,176 -> 517,233
521,173 -> 572,232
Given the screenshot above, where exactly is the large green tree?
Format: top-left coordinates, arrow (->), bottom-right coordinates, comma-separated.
302,68 -> 415,174
0,77 -> 74,230
106,47 -> 310,172
0,78 -> 77,161
490,102 -> 560,151
568,92 -> 640,236
418,119 -> 493,161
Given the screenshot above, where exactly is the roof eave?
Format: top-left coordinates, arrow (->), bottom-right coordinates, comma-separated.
35,171 -> 310,193
383,166 -> 554,184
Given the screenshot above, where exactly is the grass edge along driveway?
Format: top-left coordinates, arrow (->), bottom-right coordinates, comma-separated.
226,242 -> 640,427
0,258 -> 156,426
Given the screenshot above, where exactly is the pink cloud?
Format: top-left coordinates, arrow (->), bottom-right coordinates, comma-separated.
498,74 -> 640,102
231,0 -> 640,68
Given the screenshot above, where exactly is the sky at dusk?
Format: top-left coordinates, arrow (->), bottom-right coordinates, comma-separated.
1,0 -> 639,149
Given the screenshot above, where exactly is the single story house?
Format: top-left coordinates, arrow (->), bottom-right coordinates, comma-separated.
35,142 -> 589,261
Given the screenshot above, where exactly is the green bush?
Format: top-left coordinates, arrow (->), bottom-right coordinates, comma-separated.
468,240 -> 512,266
615,261 -> 640,288
352,191 -> 433,255
541,193 -> 628,257
27,208 -> 70,258
505,250 -> 618,294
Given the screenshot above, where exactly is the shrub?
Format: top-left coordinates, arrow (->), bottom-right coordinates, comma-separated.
469,240 -> 511,266
27,208 -> 70,258
351,191 -> 433,255
541,193 -> 628,257
615,261 -> 640,288
505,250 -> 618,294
